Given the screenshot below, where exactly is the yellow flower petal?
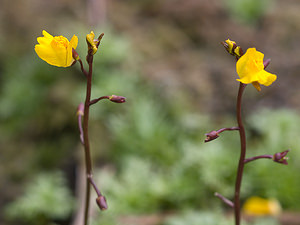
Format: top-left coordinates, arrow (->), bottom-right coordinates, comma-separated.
35,30 -> 78,67
252,81 -> 261,91
257,70 -> 277,86
70,35 -> 78,49
42,30 -> 53,39
35,45 -> 61,67
236,48 -> 277,89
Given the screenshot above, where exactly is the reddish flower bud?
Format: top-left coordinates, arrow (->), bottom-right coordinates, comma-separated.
205,130 -> 219,143
77,102 -> 84,116
96,195 -> 108,211
109,95 -> 126,103
72,49 -> 80,61
273,150 -> 289,165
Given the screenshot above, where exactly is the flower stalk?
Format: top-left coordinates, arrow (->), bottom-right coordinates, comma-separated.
205,127 -> 239,142
215,192 -> 234,208
82,53 -> 94,225
35,30 -> 126,225
244,155 -> 273,164
205,39 -> 288,225
234,82 -> 247,225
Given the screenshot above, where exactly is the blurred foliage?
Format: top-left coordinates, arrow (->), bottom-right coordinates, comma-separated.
4,171 -> 74,225
89,210 -> 280,225
95,107 -> 300,217
162,211 -> 280,225
225,0 -> 271,25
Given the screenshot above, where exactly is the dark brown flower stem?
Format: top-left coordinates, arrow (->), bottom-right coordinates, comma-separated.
234,82 -> 247,225
244,155 -> 273,164
83,55 -> 94,225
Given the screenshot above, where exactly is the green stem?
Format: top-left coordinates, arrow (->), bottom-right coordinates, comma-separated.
234,82 -> 247,225
83,56 -> 94,225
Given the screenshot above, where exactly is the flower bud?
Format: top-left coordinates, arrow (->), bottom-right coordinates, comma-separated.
86,31 -> 98,55
72,49 -> 80,61
221,39 -> 243,57
96,195 -> 108,211
77,102 -> 84,116
86,31 -> 104,56
109,95 -> 126,103
263,59 -> 271,69
273,150 -> 289,165
205,130 -> 219,143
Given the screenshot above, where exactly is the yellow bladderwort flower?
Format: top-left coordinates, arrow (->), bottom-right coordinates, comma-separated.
35,30 -> 78,67
236,48 -> 277,91
243,196 -> 281,216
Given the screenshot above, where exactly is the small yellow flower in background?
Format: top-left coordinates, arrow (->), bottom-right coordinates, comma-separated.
243,196 -> 282,216
35,30 -> 78,67
236,48 -> 277,91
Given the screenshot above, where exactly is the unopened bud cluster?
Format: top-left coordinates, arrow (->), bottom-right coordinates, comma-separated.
221,39 -> 243,58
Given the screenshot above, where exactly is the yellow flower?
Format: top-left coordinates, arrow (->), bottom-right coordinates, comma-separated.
236,48 -> 277,91
243,196 -> 281,216
35,30 -> 78,67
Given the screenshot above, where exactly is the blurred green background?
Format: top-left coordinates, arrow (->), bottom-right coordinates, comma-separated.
1,0 -> 300,225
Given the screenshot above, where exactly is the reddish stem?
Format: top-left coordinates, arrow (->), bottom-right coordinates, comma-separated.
234,83 -> 247,225
217,127 -> 240,134
244,155 -> 273,164
78,59 -> 88,77
83,56 -> 93,225
89,96 -> 110,106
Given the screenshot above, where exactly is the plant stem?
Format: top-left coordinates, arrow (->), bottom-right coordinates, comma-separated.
89,96 -> 110,106
217,127 -> 240,134
234,82 -> 247,225
83,56 -> 94,225
214,192 -> 234,208
88,175 -> 102,197
78,59 -> 88,77
244,155 -> 273,164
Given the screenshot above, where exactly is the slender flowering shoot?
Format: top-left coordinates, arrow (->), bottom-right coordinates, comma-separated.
205,39 -> 289,225
35,30 -> 126,225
